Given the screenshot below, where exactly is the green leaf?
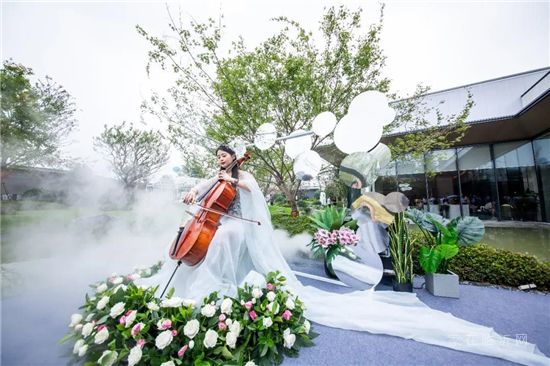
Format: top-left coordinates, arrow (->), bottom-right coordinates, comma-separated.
437,244 -> 459,260
456,216 -> 485,245
419,246 -> 442,273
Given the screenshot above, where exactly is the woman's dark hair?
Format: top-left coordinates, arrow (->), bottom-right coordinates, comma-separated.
216,144 -> 239,180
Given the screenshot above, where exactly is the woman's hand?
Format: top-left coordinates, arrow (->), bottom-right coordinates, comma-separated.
218,170 -> 233,182
183,189 -> 197,204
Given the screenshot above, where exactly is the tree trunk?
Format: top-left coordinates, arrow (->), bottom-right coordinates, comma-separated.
279,182 -> 300,217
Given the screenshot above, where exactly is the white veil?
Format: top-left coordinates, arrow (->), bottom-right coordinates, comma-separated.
237,171 -> 549,366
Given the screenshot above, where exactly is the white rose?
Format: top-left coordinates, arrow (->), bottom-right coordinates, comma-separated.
283,328 -> 296,349
77,344 -> 88,357
201,304 -> 216,318
74,324 -> 83,333
85,313 -> 95,322
128,345 -> 142,366
266,303 -> 273,312
109,302 -> 125,318
220,298 -> 233,314
285,298 -> 295,310
73,339 -> 84,354
161,297 -> 183,308
203,329 -> 218,349
226,331 -> 237,349
155,330 -> 173,350
97,296 -> 110,310
266,291 -> 276,302
226,318 -> 233,326
113,284 -> 127,293
96,283 -> 108,293
147,302 -> 160,311
251,298 -> 256,304
303,320 -> 311,334
81,322 -> 94,338
189,340 -> 195,349
160,362 -> 175,366
245,362 -> 256,366
182,298 -> 196,307
125,310 -> 137,327
228,321 -> 241,337
263,317 -> 273,328
94,328 -> 109,344
69,313 -> 83,328
111,276 -> 123,285
184,319 -> 200,339
252,287 -> 263,299
98,350 -> 118,366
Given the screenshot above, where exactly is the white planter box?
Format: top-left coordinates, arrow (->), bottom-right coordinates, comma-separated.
425,270 -> 459,298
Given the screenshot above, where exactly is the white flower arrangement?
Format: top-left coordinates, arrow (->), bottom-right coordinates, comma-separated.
62,266 -> 316,365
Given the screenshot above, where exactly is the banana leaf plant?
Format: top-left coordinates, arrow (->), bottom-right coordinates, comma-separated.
406,208 -> 485,274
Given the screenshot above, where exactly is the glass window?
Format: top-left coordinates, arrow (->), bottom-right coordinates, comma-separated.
375,161 -> 397,196
426,149 -> 459,219
396,154 -> 427,211
457,145 -> 498,220
533,132 -> 550,221
494,141 -> 540,221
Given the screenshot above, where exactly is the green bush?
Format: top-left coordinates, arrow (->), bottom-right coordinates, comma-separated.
269,206 -> 314,236
410,230 -> 550,291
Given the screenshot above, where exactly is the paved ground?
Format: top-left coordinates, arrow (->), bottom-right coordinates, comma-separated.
1,258 -> 549,366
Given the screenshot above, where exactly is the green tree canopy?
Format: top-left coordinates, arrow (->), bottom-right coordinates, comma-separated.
138,5 -> 471,213
1,59 -> 77,168
93,122 -> 170,189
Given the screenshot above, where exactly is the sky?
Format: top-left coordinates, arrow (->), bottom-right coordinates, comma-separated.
2,0 -> 549,179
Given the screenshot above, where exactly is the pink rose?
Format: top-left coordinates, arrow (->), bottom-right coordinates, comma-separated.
131,323 -> 143,337
98,324 -> 106,331
218,314 -> 226,322
218,321 -> 227,331
244,301 -> 253,311
161,319 -> 172,330
119,315 -> 127,325
266,283 -> 274,291
282,310 -> 292,321
249,311 -> 257,321
172,329 -> 178,337
137,339 -> 145,348
178,345 -> 189,357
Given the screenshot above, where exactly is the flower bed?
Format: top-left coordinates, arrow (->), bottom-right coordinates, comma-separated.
62,265 -> 316,365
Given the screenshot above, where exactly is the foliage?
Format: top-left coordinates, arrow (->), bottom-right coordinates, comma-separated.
324,179 -> 348,206
308,205 -> 348,231
93,122 -> 170,189
269,206 -> 314,237
388,212 -> 414,284
137,6 -> 390,213
1,59 -> 77,168
385,85 -> 473,161
406,208 -> 485,274
62,265 -> 316,366
409,231 -> 550,292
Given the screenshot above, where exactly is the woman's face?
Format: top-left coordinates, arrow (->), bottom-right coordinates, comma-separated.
216,150 -> 235,169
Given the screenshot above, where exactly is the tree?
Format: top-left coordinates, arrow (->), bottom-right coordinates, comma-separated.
137,5 -> 471,214
94,122 -> 170,190
1,59 -> 77,168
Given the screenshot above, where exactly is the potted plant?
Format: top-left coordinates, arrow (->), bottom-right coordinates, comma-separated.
307,206 -> 358,278
406,208 -> 485,298
388,212 -> 415,292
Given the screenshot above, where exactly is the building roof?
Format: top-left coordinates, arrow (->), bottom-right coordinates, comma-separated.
388,67 -> 550,135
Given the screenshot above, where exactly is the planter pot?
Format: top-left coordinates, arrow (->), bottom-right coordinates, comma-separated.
425,270 -> 459,298
323,257 -> 338,279
392,279 -> 413,292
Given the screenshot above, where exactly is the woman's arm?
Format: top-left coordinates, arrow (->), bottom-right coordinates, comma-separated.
218,170 -> 251,192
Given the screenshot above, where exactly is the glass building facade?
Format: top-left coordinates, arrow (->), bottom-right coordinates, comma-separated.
375,134 -> 550,222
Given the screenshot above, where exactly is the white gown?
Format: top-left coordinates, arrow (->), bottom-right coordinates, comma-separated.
137,171 -> 550,366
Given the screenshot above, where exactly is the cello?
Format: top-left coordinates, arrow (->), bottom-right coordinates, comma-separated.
161,151 -> 260,296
